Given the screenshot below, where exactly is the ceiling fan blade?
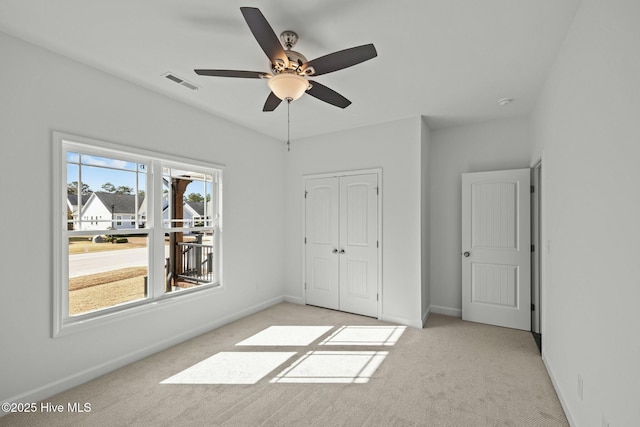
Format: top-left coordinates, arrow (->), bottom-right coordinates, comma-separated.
263,92 -> 283,112
301,44 -> 377,76
307,81 -> 352,108
240,7 -> 289,67
194,69 -> 268,78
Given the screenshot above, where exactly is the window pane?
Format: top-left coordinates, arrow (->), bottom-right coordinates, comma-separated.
67,151 -> 80,164
80,154 -> 138,171
163,167 -> 215,229
66,163 -> 82,230
67,152 -> 148,231
68,234 -> 149,316
165,230 -> 216,293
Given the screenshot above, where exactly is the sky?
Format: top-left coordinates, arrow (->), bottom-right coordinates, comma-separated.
66,152 -> 212,198
67,152 -> 144,194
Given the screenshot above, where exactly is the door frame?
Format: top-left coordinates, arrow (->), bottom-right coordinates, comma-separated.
302,168 -> 383,319
530,153 -> 546,345
531,160 -> 541,334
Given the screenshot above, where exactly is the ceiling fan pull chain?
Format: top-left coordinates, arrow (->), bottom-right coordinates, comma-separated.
287,99 -> 291,152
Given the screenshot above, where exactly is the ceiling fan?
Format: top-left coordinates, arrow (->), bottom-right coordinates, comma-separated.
194,7 -> 377,112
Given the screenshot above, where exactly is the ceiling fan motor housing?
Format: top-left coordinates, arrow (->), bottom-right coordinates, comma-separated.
272,50 -> 310,75
271,31 -> 315,75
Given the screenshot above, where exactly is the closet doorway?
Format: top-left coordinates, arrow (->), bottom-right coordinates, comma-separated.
304,170 -> 381,318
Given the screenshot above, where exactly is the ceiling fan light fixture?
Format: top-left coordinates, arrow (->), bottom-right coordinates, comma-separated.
268,73 -> 309,101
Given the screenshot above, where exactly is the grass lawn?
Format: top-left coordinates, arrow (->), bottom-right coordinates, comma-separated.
68,234 -> 202,315
69,267 -> 148,315
68,236 -> 148,255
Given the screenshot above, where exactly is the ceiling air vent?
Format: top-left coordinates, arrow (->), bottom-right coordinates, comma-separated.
163,72 -> 200,91
181,81 -> 199,91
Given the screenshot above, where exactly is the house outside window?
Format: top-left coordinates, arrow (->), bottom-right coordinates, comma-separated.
54,132 -> 223,337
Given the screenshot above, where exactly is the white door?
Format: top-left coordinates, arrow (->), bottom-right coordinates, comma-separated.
305,177 -> 340,310
305,173 -> 379,317
462,169 -> 531,331
338,174 -> 379,317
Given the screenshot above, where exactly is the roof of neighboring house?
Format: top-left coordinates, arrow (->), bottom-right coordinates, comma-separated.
91,192 -> 145,213
67,193 -> 92,207
185,201 -> 205,216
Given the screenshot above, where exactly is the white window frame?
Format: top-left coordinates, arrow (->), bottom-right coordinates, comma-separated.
52,132 -> 224,337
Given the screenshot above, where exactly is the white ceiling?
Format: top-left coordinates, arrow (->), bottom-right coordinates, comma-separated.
0,0 -> 581,141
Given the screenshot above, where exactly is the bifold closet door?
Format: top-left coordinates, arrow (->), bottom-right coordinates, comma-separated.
305,174 -> 378,318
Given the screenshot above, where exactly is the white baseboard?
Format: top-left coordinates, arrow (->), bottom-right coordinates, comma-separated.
2,296 -> 284,410
429,305 -> 462,318
542,351 -> 576,427
287,296 -> 423,328
380,313 -> 423,329
283,295 -> 304,305
422,306 -> 432,327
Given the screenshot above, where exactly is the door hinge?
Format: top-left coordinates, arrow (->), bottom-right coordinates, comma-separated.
304,237 -> 307,244
531,303 -> 535,311
376,187 -> 379,195
531,244 -> 535,252
304,191 -> 308,199
377,293 -> 379,301
377,241 -> 379,248
530,186 -> 535,193
304,283 -> 307,290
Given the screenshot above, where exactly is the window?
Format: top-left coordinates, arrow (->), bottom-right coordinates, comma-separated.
53,132 -> 223,336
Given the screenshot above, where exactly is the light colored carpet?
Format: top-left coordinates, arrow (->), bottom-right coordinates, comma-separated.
0,303 -> 568,426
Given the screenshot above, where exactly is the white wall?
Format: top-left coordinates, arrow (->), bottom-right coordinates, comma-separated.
283,117 -> 424,327
429,117 -> 531,315
530,0 -> 640,425
0,32 -> 285,403
420,117 -> 431,324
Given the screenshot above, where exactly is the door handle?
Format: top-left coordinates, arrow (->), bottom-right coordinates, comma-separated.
463,251 -> 470,257
339,249 -> 345,254
332,249 -> 338,254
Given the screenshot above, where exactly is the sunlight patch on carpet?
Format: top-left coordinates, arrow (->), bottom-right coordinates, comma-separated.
161,352 -> 297,384
319,325 -> 407,346
270,351 -> 388,384
235,326 -> 334,346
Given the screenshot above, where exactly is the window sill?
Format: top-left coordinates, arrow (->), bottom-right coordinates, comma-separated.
54,283 -> 223,338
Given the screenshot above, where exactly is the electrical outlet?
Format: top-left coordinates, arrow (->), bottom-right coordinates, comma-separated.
601,415 -> 609,427
577,374 -> 583,400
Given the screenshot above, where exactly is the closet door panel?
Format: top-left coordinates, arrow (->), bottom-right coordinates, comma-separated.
339,174 -> 378,317
305,177 -> 339,310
